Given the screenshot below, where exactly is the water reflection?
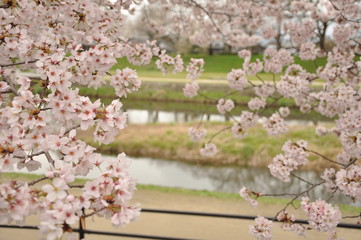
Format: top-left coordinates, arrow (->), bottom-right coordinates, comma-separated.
126,109 -> 225,124
8,155 -> 356,206
123,157 -> 357,206
126,109 -> 317,125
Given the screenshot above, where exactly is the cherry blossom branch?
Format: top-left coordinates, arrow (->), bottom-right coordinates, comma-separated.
44,151 -> 54,166
208,125 -> 232,143
196,112 -> 206,129
344,157 -> 358,169
0,60 -> 38,68
259,96 -> 283,115
27,177 -> 48,186
3,76 -> 19,96
273,180 -> 325,220
261,193 -> 298,197
196,103 -> 214,129
187,0 -> 224,35
328,0 -> 361,23
255,74 -> 265,84
69,184 -> 84,188
0,90 -> 12,94
342,213 -> 361,219
326,188 -> 339,202
226,112 -> 239,123
222,90 -> 239,99
84,207 -> 107,218
304,148 -> 344,166
65,124 -> 81,135
0,3 -> 11,9
290,172 -> 314,185
198,91 -> 218,101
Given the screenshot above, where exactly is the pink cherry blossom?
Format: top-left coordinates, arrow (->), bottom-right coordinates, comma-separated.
249,216 -> 273,240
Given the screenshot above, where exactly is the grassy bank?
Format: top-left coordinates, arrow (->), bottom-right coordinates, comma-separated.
110,54 -> 327,77
78,81 -> 294,106
78,122 -> 340,171
78,81 -> 331,123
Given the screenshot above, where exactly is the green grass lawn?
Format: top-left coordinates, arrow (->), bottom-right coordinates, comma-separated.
110,54 -> 327,79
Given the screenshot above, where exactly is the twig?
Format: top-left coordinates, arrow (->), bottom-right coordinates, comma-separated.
208,125 -> 232,143
84,207 -> 107,218
28,176 -> 48,186
44,152 -> 54,166
261,193 -> 298,197
326,188 -> 338,202
69,184 -> 84,188
344,157 -> 358,169
198,91 -> 218,101
259,96 -> 283,115
305,148 -> 344,166
3,76 -> 19,96
222,90 -> 239,98
255,74 -> 265,84
0,4 -> 11,9
65,124 -> 81,135
273,181 -> 325,220
0,60 -> 38,68
187,0 -> 224,35
342,213 -> 361,219
290,172 -> 314,185
0,90 -> 12,94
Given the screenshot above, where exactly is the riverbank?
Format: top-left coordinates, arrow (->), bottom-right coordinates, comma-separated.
79,122 -> 340,171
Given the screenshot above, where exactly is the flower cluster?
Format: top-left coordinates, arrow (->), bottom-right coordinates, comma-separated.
262,113 -> 288,136
301,197 -> 342,232
248,97 -> 266,111
217,99 -> 235,115
277,211 -> 307,236
268,140 -> 309,182
200,143 -> 218,157
188,127 -> 207,142
249,216 -> 273,240
155,51 -> 184,74
186,58 -> 204,80
227,69 -> 248,91
239,187 -> 259,207
335,165 -> 361,201
232,111 -> 258,138
110,68 -> 141,98
183,81 -> 200,98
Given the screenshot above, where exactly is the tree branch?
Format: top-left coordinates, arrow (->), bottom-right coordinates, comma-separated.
28,176 -> 48,186
69,184 -> 84,188
0,90 -> 12,94
44,151 -> 54,166
273,181 -> 325,220
0,4 -> 11,9
187,0 -> 224,35
84,207 -> 107,218
342,213 -> 361,219
208,125 -> 232,143
3,76 -> 19,96
0,60 -> 38,68
290,172 -> 314,185
305,148 -> 344,166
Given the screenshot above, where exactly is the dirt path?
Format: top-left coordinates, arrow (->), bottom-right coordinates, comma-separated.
1,187 -> 360,240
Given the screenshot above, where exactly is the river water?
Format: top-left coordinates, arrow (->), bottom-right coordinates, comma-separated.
10,154 -> 358,207
126,109 -> 322,126
5,104 -> 354,206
